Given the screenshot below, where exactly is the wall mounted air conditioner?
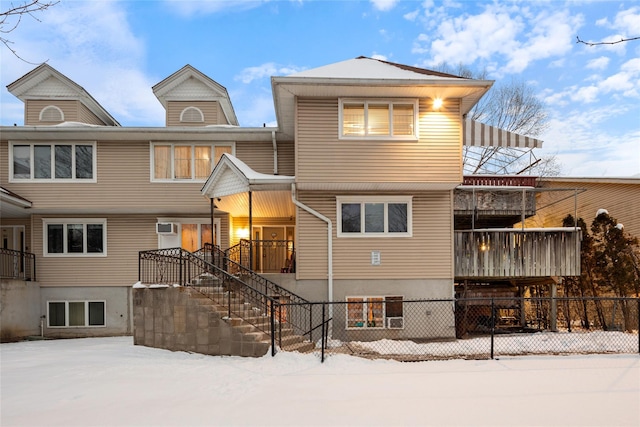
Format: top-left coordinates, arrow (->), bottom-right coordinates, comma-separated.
156,222 -> 178,235
387,317 -> 404,329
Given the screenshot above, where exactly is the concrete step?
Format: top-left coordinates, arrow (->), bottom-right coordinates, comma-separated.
281,340 -> 315,353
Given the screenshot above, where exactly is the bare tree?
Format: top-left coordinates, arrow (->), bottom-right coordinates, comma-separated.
436,63 -> 555,176
576,35 -> 640,46
1,0 -> 59,63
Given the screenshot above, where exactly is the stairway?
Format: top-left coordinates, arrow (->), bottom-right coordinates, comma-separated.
189,273 -> 315,354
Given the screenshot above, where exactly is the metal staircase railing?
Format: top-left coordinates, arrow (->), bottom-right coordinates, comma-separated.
0,248 -> 36,281
139,245 -> 317,347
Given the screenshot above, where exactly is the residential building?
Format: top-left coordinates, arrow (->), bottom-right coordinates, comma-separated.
1,57 -> 580,344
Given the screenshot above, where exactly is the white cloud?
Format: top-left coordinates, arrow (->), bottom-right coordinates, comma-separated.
403,9 -> 419,21
0,1 -> 163,126
371,53 -> 388,61
540,107 -> 640,177
586,56 -> 610,70
370,0 -> 399,12
612,6 -> 640,35
571,85 -> 599,103
234,63 -> 304,84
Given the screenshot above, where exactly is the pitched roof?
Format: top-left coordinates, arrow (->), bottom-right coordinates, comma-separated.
6,63 -> 120,126
272,56 -> 493,139
152,65 -> 239,126
201,153 -> 294,199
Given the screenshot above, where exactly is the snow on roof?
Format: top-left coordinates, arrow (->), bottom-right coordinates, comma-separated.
290,56 -> 464,81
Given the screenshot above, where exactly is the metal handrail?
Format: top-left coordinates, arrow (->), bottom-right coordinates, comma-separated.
0,248 -> 36,281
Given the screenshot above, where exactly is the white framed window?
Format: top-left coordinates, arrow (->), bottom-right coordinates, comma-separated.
151,143 -> 233,181
339,99 -> 418,140
337,196 -> 412,237
180,106 -> 204,123
39,105 -> 64,122
9,142 -> 96,182
346,296 -> 404,329
47,301 -> 106,327
43,218 -> 107,257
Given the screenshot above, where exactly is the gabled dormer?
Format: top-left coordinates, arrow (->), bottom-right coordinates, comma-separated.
152,65 -> 239,127
6,63 -> 120,127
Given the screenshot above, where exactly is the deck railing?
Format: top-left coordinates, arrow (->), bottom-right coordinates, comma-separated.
462,175 -> 538,187
0,248 -> 36,281
454,228 -> 581,278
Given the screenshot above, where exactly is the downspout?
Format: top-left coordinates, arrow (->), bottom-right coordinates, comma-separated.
291,183 -> 333,312
272,130 -> 278,175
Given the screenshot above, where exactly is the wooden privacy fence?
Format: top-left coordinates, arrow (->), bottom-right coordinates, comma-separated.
454,228 -> 581,278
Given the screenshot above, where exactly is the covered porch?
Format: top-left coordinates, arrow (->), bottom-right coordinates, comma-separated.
201,154 -> 297,274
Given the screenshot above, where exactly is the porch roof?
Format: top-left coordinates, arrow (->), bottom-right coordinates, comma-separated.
201,154 -> 294,199
0,187 -> 32,218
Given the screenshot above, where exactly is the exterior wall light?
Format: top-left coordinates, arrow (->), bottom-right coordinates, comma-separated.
433,98 -> 443,110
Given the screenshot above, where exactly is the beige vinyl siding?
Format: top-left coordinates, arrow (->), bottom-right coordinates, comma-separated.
166,101 -> 226,126
1,140 -> 210,215
236,142 -> 277,174
235,140 -> 295,176
277,140 -> 295,176
77,103 -> 105,125
527,180 -> 640,238
25,100 -> 78,125
32,214 -> 157,287
296,190 -> 453,280
295,98 -> 462,185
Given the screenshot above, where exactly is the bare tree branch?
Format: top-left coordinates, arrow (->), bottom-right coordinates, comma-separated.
1,0 -> 59,63
576,35 -> 640,46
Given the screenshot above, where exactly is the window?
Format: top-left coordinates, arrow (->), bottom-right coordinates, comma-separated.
43,219 -> 106,256
39,105 -> 64,122
10,142 -> 96,181
151,143 -> 233,181
180,107 -> 204,123
47,301 -> 106,327
346,296 -> 403,329
340,99 -> 418,139
337,196 -> 412,237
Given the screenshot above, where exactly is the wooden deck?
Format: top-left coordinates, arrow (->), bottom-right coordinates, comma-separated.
454,228 -> 581,279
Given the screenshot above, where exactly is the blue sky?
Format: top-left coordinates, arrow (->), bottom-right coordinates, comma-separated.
1,0 -> 639,177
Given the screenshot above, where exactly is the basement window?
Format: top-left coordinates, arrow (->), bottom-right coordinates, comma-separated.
47,301 -> 106,327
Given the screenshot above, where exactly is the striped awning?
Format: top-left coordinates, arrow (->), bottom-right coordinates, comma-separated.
463,119 -> 542,148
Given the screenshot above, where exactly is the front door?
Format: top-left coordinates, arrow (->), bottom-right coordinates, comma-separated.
262,227 -> 285,273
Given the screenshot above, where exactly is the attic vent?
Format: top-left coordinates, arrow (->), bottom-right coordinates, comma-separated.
180,107 -> 204,123
40,105 -> 64,122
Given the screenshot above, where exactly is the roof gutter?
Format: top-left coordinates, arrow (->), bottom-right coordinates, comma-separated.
291,183 -> 333,323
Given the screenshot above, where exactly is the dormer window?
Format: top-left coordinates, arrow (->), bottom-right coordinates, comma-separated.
339,99 -> 418,140
39,105 -> 64,122
180,107 -> 204,123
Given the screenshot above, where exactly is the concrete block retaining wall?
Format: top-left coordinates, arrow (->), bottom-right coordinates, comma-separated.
133,286 -> 270,357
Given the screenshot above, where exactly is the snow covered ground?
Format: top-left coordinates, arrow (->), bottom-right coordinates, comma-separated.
1,336 -> 638,427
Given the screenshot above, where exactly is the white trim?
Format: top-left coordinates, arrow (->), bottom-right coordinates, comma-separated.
338,98 -> 419,141
8,141 -> 97,183
345,295 -> 404,330
336,195 -> 413,237
47,300 -> 107,328
39,105 -> 64,122
150,142 -> 235,182
42,218 -> 107,257
179,106 -> 204,123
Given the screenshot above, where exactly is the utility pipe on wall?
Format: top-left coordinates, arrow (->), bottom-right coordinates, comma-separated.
291,184 -> 333,314
272,130 -> 278,175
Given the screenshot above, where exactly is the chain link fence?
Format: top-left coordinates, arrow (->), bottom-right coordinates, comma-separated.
280,297 -> 640,362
